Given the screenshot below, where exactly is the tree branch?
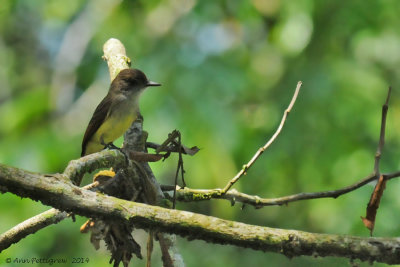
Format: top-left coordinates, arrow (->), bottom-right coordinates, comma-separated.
64,149 -> 126,185
373,86 -> 391,175
362,86 -> 393,234
222,81 -> 302,193
0,209 -> 66,252
0,181 -> 99,252
0,151 -> 114,253
102,38 -> 131,81
166,86 -> 398,211
0,37 -> 183,267
163,169 -> 400,207
1,163 -> 400,264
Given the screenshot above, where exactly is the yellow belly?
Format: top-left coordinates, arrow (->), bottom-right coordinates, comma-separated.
85,113 -> 136,155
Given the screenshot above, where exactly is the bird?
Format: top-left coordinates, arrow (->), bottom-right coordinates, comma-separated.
81,68 -> 160,156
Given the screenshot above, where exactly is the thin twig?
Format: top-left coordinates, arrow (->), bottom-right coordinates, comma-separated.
157,234 -> 176,267
178,136 -> 186,188
146,232 -> 153,267
147,141 -> 199,156
172,131 -> 185,209
222,81 -> 302,193
165,87 -> 398,208
373,86 -> 391,174
362,86 -> 393,234
156,131 -> 180,154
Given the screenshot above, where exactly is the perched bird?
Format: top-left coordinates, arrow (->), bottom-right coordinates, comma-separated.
81,68 -> 160,156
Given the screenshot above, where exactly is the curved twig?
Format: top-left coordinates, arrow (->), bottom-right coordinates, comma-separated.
64,149 -> 126,185
222,81 -> 302,193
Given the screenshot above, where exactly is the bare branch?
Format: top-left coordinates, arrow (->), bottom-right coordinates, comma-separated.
0,209 -> 66,252
0,150 -> 124,252
157,234 -> 185,267
165,169 -> 400,208
102,38 -> 131,81
1,163 -> 400,264
147,141 -> 199,156
373,86 -> 391,175
0,147 -> 128,253
363,86 -> 393,234
167,86 -> 396,212
222,81 -> 302,193
0,181 -> 100,252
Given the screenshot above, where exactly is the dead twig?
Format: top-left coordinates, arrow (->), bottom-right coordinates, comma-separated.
165,86 -> 397,217
172,131 -> 185,209
373,86 -> 391,175
156,131 -> 181,154
362,86 -> 392,234
147,141 -> 199,156
222,81 -> 302,193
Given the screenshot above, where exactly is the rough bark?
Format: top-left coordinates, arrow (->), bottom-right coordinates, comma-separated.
1,163 -> 399,265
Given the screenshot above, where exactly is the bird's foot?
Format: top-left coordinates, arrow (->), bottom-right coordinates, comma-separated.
103,142 -> 129,165
104,142 -> 120,151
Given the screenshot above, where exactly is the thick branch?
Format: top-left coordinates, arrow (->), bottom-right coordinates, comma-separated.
0,180 -> 100,252
1,164 -> 400,264
0,38 -> 181,265
0,149 -> 124,252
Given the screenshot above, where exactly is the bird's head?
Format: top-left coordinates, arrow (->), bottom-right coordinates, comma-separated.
112,68 -> 161,96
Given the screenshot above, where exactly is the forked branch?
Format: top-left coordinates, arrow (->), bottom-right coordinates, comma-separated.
1,163 -> 400,265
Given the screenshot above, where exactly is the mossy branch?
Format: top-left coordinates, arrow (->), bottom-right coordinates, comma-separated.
1,163 -> 400,264
164,168 -> 400,208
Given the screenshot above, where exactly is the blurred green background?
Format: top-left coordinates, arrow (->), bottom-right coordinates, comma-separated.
1,0 -> 400,266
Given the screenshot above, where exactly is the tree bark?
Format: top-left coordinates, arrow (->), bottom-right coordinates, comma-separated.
1,162 -> 399,265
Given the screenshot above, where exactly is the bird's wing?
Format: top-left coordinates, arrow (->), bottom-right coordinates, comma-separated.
81,94 -> 113,156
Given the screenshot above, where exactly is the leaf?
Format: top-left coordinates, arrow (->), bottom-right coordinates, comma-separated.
361,175 -> 387,235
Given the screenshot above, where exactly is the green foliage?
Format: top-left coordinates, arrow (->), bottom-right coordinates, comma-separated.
1,0 -> 399,266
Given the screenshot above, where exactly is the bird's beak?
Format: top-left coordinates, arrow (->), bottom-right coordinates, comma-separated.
147,81 -> 161,87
